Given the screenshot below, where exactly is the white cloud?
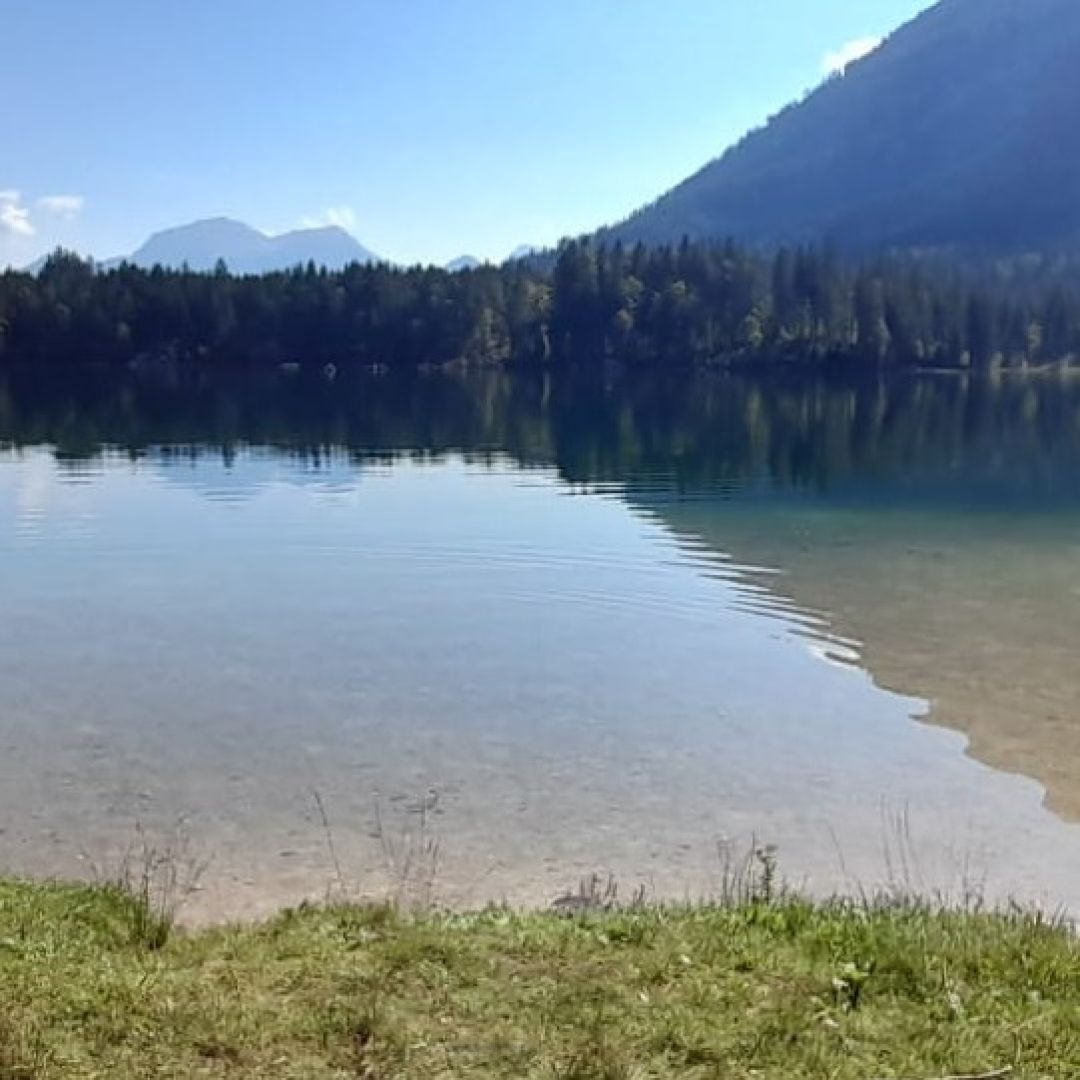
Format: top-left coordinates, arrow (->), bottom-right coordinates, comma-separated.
326,206 -> 356,230
38,193 -> 85,219
823,35 -> 882,77
301,205 -> 357,232
0,189 -> 34,237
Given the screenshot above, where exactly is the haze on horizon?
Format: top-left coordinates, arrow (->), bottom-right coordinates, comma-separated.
2,0 -> 933,269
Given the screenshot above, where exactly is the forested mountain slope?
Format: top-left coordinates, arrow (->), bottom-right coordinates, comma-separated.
607,0 -> 1080,254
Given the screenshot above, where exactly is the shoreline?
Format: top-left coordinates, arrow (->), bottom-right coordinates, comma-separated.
7,801 -> 1080,931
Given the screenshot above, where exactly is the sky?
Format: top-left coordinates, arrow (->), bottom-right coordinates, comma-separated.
2,0 -> 935,268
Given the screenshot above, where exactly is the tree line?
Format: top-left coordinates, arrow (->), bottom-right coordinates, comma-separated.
2,242 -> 1079,370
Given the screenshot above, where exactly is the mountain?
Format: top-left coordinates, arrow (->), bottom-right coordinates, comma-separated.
607,0 -> 1080,254
446,255 -> 482,272
114,217 -> 379,273
447,249 -> 543,271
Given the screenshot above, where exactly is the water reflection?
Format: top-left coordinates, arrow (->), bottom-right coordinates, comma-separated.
3,366 -> 1080,920
7,365 -> 1080,494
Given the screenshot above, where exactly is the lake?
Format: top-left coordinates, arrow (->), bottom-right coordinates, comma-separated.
3,366 -> 1080,922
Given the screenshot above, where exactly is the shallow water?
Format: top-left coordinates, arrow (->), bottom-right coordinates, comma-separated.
652,500 -> 1080,818
2,368 -> 1080,921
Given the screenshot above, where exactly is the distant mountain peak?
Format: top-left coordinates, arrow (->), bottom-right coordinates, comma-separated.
277,223 -> 351,239
446,255 -> 482,272
118,217 -> 379,273
144,217 -> 261,242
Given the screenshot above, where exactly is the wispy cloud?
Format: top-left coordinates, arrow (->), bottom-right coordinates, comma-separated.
301,205 -> 357,232
823,35 -> 882,77
0,190 -> 35,237
38,193 -> 85,219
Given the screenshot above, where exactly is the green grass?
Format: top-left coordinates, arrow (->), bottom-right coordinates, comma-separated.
0,879 -> 1077,1078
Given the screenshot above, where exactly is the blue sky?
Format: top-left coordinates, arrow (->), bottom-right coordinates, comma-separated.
2,0 -> 934,268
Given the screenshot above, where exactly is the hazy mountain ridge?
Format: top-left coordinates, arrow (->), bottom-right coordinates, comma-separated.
605,0 -> 1080,254
114,217 -> 380,273
447,247 -> 540,271
23,229 -> 545,275
446,255 -> 483,272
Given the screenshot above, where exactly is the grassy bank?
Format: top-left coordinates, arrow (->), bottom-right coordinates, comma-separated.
0,879 -> 1077,1078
